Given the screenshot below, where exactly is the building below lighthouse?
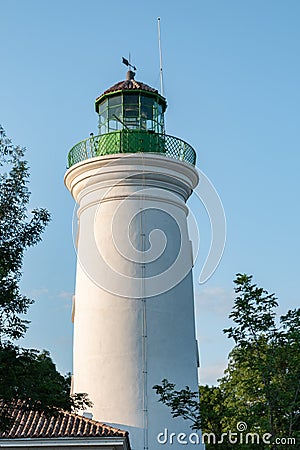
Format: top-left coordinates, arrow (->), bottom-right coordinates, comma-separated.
64,69 -> 204,450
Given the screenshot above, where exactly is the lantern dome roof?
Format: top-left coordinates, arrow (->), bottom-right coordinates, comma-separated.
95,71 -> 167,111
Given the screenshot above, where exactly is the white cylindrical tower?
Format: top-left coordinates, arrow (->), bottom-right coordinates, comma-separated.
65,71 -> 204,450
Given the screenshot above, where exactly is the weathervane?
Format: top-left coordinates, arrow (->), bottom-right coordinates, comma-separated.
122,56 -> 137,72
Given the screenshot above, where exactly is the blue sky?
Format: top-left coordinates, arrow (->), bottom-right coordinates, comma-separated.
0,0 -> 299,385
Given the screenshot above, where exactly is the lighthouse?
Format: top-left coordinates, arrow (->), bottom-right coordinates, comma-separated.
64,69 -> 204,450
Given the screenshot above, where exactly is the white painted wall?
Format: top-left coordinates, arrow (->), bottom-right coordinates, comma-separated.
65,154 -> 204,450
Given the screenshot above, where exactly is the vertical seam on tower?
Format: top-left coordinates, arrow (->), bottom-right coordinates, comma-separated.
141,153 -> 148,450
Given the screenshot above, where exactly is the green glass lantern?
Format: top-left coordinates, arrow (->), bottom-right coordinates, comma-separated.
67,70 -> 196,167
94,70 -> 167,156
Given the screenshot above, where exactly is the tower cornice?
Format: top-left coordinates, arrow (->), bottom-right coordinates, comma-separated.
64,153 -> 199,204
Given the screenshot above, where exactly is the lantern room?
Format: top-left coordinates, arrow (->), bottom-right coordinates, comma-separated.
95,70 -> 167,135
67,70 -> 196,168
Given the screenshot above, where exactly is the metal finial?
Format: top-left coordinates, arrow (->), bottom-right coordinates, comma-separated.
126,70 -> 135,80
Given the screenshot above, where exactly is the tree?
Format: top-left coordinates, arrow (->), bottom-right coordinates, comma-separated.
223,274 -> 300,447
154,274 -> 300,449
198,384 -> 227,443
0,125 -> 50,342
0,126 -> 91,431
153,379 -> 201,430
0,344 -> 91,430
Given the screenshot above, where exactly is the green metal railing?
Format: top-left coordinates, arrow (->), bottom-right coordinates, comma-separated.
67,130 -> 196,168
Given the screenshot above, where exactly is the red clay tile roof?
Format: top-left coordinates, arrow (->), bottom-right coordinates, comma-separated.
102,79 -> 158,96
95,79 -> 163,105
0,407 -> 128,439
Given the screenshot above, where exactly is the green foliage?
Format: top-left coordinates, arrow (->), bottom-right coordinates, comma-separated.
224,273 -> 278,346
222,274 -> 300,446
153,379 -> 201,429
154,274 -> 300,449
0,343 -> 92,430
0,125 -> 50,342
198,385 -> 226,440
